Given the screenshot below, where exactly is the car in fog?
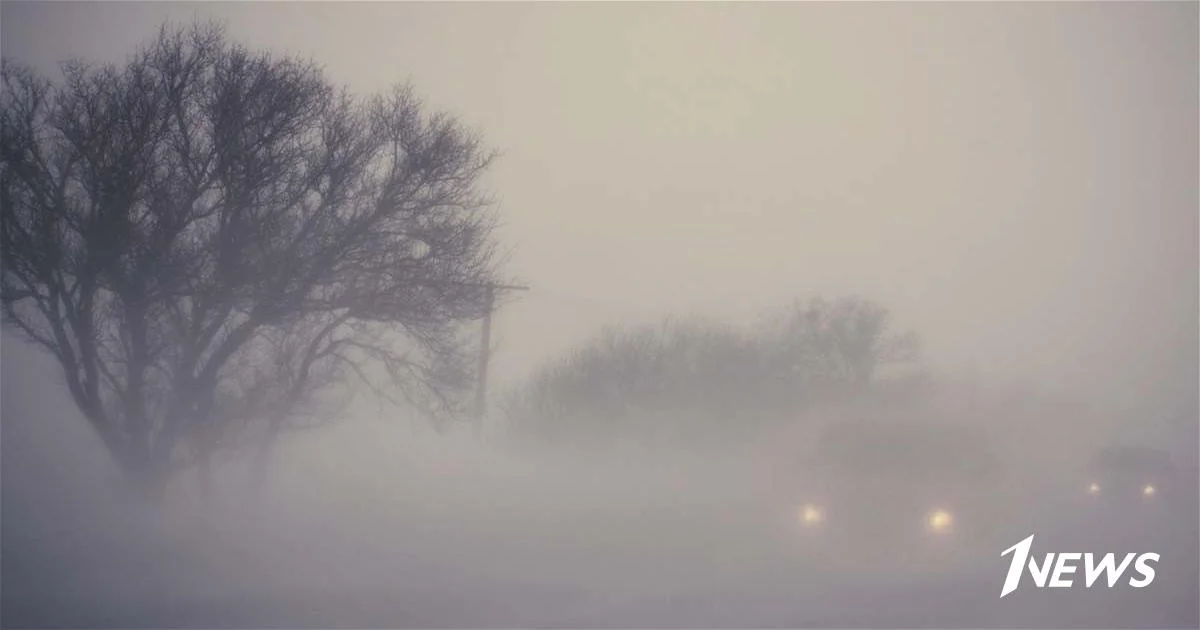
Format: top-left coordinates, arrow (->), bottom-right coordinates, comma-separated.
1076,445 -> 1189,531
773,416 -> 1025,576
1083,445 -> 1178,506
1043,442 -> 1199,556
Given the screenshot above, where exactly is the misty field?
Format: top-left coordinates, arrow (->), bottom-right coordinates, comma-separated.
2,2 -> 1197,628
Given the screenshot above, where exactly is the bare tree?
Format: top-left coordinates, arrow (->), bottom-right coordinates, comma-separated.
759,296 -> 920,401
0,23 -> 500,500
506,317 -> 768,448
505,297 -> 921,449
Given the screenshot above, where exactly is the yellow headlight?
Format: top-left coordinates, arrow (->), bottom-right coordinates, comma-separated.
1142,484 -> 1156,497
1087,482 -> 1101,495
798,503 -> 824,526
926,508 -> 954,534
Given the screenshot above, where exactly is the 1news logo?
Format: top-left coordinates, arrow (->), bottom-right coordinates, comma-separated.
999,534 -> 1160,598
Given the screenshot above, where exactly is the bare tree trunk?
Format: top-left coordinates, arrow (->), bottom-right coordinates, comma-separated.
125,459 -> 170,507
199,450 -> 215,505
250,421 -> 283,503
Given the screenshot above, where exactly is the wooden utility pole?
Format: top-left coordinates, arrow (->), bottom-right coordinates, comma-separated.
471,282 -> 529,438
473,285 -> 495,438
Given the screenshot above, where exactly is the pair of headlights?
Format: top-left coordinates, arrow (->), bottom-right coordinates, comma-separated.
1087,482 -> 1156,498
797,503 -> 955,534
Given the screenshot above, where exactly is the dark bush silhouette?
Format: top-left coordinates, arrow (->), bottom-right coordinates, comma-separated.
506,296 -> 921,449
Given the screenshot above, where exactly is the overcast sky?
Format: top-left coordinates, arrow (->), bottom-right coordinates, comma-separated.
2,1 -> 1196,413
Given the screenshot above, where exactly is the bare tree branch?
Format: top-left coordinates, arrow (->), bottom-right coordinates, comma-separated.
1,22 -> 500,498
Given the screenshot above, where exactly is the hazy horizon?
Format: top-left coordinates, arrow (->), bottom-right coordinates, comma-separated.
3,1 -> 1195,412
2,3 -> 1196,628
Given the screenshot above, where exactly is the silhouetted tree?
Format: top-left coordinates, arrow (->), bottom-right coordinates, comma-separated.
0,23 -> 499,499
757,296 -> 920,407
506,297 -> 920,449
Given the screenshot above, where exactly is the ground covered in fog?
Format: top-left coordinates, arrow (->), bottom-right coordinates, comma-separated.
4,343 -> 1197,629
2,2 -> 1197,628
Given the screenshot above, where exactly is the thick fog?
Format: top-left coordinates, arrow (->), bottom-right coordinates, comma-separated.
2,2 -> 1197,629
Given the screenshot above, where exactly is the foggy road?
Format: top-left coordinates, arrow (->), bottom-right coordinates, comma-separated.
6,462 -> 1195,630
3,2 -> 1196,629
196,505 -> 1197,630
4,344 -> 1196,629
